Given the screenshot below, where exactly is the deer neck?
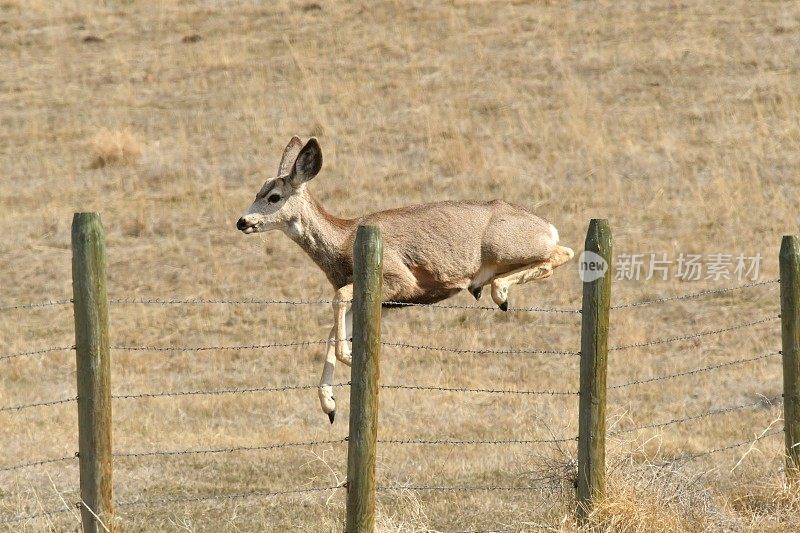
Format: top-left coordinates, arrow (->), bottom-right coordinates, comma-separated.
284,190 -> 355,288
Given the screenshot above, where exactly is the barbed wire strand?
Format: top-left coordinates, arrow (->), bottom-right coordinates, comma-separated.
113,382 -> 577,402
382,341 -> 579,356
0,345 -> 74,363
110,297 -> 333,306
116,485 -> 341,509
112,340 -> 327,353
0,397 -> 77,413
445,529 -> 516,533
378,478 -> 551,492
114,436 -> 574,460
380,485 -> 539,492
660,428 -> 783,465
612,396 -> 781,436
108,296 -> 580,314
610,279 -> 779,310
379,436 -> 576,445
608,315 -> 780,351
0,299 -> 72,312
0,507 -> 73,525
115,438 -> 346,459
381,384 -> 577,396
610,351 -> 781,389
383,301 -> 580,313
0,455 -> 76,472
112,382 -> 349,400
0,278 -> 777,314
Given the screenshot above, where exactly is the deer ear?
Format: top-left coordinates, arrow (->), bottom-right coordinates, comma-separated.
278,136 -> 303,176
288,138 -> 322,187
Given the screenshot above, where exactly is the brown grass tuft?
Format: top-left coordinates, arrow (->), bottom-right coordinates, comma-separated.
589,483 -> 702,533
729,476 -> 800,524
89,128 -> 142,168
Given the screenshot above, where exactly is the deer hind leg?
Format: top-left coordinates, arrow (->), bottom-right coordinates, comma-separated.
489,246 -> 574,311
490,261 -> 552,311
550,245 -> 575,268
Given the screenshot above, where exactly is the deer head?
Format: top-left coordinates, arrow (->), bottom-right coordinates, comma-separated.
236,136 -> 323,234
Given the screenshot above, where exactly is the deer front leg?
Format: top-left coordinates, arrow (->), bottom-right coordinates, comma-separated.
334,284 -> 353,366
318,324 -> 338,423
318,286 -> 354,424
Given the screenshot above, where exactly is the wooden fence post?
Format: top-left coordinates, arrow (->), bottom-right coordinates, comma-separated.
72,213 -> 114,532
780,235 -> 800,483
345,225 -> 383,533
577,219 -> 612,524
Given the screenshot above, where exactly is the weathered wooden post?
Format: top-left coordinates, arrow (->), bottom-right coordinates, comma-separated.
780,235 -> 800,483
345,225 -> 383,533
577,219 -> 612,524
72,213 -> 114,532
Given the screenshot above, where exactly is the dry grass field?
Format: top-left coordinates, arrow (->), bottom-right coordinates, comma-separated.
2,0 -> 800,531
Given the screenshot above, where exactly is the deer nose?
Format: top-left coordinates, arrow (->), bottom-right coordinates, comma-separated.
236,217 -> 249,231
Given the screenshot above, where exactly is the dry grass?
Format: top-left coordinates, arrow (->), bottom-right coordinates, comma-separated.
1,0 -> 799,531
89,129 -> 142,169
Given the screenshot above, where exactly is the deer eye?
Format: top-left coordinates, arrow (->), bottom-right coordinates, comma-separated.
267,194 -> 281,204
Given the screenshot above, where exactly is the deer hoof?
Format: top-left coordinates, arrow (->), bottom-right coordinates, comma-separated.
499,301 -> 508,312
471,286 -> 482,300
328,410 -> 336,424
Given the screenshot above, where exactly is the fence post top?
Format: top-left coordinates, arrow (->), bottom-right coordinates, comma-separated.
354,225 -> 383,257
781,235 -> 800,256
73,212 -> 101,221
72,213 -> 104,235
356,224 -> 381,236
584,219 -> 612,255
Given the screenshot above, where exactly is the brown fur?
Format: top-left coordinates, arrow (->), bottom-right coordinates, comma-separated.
276,195 -> 561,304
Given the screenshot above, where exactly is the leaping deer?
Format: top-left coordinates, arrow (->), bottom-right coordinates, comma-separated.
236,137 -> 574,422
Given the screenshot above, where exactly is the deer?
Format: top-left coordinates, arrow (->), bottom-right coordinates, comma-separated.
236,137 -> 574,423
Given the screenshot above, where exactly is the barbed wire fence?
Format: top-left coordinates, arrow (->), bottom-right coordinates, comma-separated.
1,217 -> 797,530
0,297 -> 582,529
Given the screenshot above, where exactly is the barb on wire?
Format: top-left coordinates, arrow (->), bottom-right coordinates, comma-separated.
609,315 -> 780,351
0,299 -> 72,311
1,345 -> 74,363
112,340 -> 327,353
660,428 -> 783,465
0,396 -> 77,413
382,341 -> 579,356
611,279 -> 779,310
610,351 -> 781,389
379,436 -> 576,445
0,455 -> 76,472
0,507 -> 72,525
381,384 -> 577,396
109,296 -> 580,314
112,382 -> 348,400
117,485 -> 341,509
115,438 -> 346,459
612,396 -> 780,436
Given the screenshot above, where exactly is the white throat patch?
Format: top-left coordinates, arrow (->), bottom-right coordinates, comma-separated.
287,218 -> 304,239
